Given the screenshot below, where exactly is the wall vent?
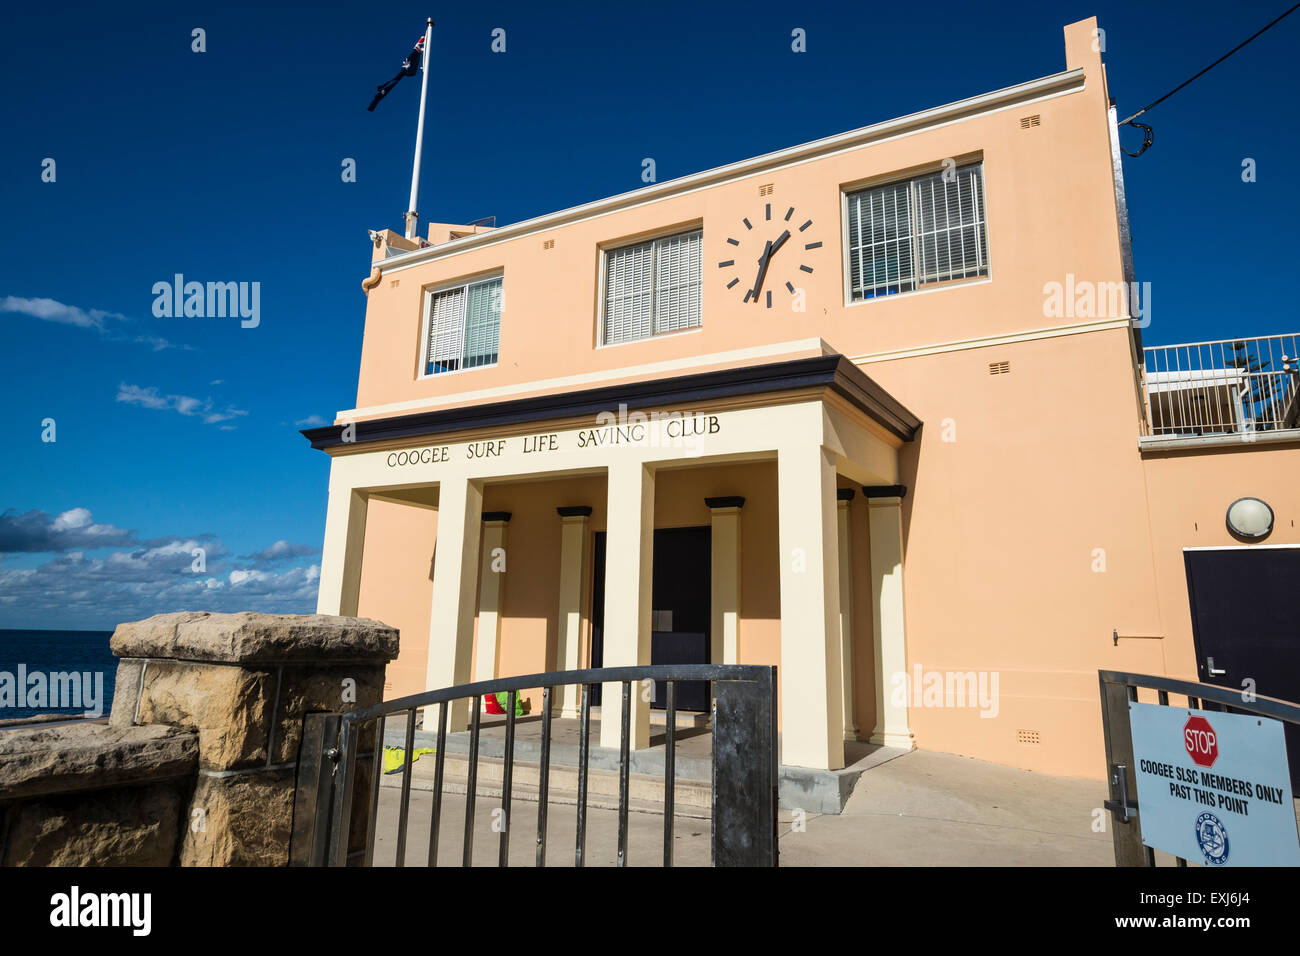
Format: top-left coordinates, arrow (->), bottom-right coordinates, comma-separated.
988,360 -> 1011,375
542,238 -> 555,250
759,183 -> 774,196
1016,729 -> 1041,745
1019,114 -> 1041,129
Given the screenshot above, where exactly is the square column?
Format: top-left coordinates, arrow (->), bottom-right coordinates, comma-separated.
836,489 -> 858,742
705,497 -> 744,665
426,475 -> 483,731
865,486 -> 914,750
599,461 -> 654,752
554,506 -> 592,718
474,512 -> 511,682
777,446 -> 845,771
317,480 -> 368,616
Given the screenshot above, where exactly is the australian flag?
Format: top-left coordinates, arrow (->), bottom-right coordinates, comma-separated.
367,35 -> 425,112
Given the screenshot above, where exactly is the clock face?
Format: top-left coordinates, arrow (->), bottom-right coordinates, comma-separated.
718,202 -> 820,308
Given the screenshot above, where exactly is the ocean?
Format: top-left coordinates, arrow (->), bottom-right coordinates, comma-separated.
0,629 -> 117,719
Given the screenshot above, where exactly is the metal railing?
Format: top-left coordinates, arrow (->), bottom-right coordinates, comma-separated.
1098,669 -> 1300,866
289,664 -> 778,868
1142,334 -> 1300,438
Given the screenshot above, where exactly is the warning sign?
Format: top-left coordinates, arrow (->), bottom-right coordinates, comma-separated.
1129,702 -> 1300,866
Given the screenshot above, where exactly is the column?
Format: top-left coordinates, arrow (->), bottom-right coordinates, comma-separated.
837,489 -> 858,742
599,461 -> 654,752
554,506 -> 592,718
776,446 -> 845,771
473,512 -> 511,682
865,485 -> 914,750
426,475 -> 483,731
705,497 -> 744,666
317,479 -> 368,616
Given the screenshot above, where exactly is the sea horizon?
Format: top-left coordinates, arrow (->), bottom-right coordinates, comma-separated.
0,628 -> 117,720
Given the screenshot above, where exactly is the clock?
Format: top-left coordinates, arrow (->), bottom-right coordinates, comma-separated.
718,203 -> 820,308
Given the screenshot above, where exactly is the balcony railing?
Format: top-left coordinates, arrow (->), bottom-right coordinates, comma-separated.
1142,334 -> 1300,439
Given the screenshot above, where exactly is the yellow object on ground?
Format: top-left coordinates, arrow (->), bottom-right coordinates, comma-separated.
383,746 -> 436,774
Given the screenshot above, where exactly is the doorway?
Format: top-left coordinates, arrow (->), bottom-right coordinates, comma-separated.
589,526 -> 712,711
1185,546 -> 1300,789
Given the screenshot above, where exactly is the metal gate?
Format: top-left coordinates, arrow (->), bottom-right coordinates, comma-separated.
1099,669 -> 1300,866
289,664 -> 778,867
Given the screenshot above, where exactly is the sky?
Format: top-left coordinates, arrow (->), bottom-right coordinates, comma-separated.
0,0 -> 1296,630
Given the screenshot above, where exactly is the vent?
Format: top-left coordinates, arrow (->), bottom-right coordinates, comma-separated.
988,360 -> 1011,375
1019,114 -> 1041,129
1016,729 -> 1040,745
542,239 -> 555,250
759,183 -> 774,196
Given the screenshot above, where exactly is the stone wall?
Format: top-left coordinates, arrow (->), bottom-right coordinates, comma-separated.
0,612 -> 397,867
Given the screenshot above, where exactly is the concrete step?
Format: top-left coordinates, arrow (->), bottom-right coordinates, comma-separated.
380,750 -> 712,818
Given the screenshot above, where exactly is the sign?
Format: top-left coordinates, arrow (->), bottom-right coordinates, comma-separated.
1129,703 -> 1300,866
1183,714 -> 1218,767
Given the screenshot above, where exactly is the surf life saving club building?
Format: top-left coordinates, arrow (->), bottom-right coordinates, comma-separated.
304,18 -> 1300,797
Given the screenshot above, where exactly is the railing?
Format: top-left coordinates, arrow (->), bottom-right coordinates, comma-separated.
1142,334 -> 1300,438
1098,670 -> 1300,866
289,664 -> 778,868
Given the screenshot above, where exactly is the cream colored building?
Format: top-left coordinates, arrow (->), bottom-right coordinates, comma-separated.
306,17 -> 1300,786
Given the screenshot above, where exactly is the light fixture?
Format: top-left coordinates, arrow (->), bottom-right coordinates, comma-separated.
1225,497 -> 1273,540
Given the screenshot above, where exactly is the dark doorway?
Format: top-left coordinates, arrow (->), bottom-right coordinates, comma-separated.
589,526 -> 712,711
1185,547 -> 1300,790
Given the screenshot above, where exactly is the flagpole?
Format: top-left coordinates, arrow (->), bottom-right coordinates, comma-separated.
404,17 -> 434,240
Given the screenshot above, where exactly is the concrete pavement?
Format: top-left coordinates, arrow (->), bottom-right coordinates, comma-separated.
373,746 -> 1116,866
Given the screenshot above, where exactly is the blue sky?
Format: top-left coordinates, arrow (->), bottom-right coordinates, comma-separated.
0,0 -> 1296,629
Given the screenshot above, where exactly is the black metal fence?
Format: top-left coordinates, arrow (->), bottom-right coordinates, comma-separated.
1099,669 -> 1300,866
290,664 -> 778,867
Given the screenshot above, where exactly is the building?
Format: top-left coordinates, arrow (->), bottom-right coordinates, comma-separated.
304,17 -> 1300,789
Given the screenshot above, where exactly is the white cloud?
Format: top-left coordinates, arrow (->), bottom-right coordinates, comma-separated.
0,295 -> 124,330
117,383 -> 249,427
2,295 -> 187,350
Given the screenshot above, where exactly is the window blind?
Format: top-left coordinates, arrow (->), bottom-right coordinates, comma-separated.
463,277 -> 502,369
603,229 -> 701,344
653,230 -> 702,334
426,284 -> 467,374
424,276 -> 501,375
847,163 -> 988,301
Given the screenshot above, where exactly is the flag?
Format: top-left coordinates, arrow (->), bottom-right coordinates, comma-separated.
367,35 -> 425,112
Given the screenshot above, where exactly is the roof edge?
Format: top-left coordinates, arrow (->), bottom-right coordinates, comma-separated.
376,68 -> 1085,276
301,354 -> 921,451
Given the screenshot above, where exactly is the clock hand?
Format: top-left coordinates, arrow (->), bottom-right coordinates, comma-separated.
751,231 -> 790,302
749,239 -> 772,301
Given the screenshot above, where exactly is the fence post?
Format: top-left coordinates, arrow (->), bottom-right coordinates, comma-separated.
289,713 -> 341,867
1098,675 -> 1153,867
711,667 -> 779,866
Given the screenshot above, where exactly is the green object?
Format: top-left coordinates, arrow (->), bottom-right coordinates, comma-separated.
496,691 -> 524,716
383,746 -> 436,774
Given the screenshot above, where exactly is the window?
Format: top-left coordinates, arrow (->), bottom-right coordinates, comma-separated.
602,229 -> 702,345
422,275 -> 502,375
846,162 -> 988,301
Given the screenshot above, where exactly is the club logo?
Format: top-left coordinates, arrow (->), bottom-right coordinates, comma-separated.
1195,811 -> 1230,866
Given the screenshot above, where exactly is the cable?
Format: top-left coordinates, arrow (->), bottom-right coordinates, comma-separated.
1119,2 -> 1300,128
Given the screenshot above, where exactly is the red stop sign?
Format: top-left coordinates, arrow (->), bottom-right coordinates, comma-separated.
1184,715 -> 1219,767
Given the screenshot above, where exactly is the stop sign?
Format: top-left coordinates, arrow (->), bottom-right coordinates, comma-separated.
1184,715 -> 1219,767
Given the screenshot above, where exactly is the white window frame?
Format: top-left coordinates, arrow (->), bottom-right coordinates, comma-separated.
840,161 -> 991,307
417,273 -> 503,379
598,227 -> 703,347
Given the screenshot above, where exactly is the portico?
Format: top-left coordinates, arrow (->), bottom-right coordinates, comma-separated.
308,354 -> 919,772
